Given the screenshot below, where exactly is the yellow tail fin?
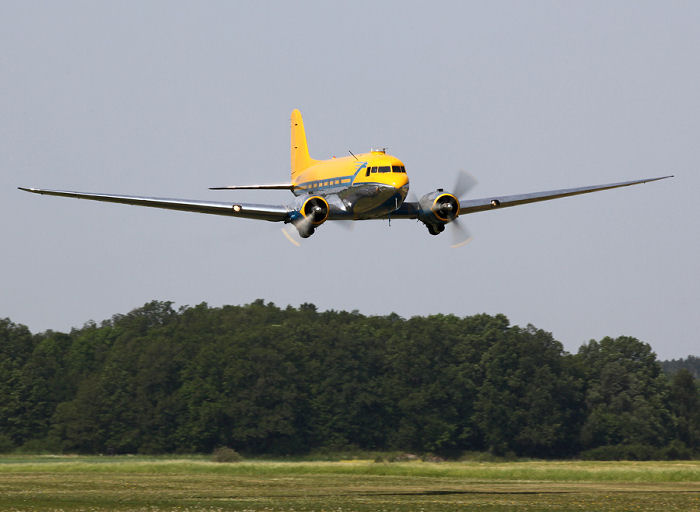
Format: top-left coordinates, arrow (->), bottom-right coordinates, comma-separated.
291,109 -> 317,180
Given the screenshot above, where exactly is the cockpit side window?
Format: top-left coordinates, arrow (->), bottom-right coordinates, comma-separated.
392,165 -> 406,173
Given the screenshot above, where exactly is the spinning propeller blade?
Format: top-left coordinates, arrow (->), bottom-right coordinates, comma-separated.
449,218 -> 473,248
453,169 -> 478,198
281,225 -> 302,246
449,170 -> 478,248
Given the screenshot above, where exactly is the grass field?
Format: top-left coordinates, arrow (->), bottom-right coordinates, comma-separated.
0,456 -> 698,511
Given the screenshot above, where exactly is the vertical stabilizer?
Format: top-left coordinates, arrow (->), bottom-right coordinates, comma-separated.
291,109 -> 317,180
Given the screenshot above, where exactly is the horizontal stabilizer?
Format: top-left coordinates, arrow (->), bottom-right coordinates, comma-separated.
209,183 -> 295,190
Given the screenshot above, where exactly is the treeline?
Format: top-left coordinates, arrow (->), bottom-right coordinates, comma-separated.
662,356 -> 700,379
1,300 -> 698,459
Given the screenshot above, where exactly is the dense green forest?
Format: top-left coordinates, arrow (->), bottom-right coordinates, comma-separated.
662,356 -> 700,379
1,301 -> 698,459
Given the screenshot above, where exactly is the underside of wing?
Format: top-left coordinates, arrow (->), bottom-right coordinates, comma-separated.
388,201 -> 420,219
18,187 -> 289,222
458,175 -> 673,215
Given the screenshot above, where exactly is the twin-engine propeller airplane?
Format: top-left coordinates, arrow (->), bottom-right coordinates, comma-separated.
21,109 -> 671,247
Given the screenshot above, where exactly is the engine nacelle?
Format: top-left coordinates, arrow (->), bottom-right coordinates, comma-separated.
289,195 -> 329,238
301,196 -> 329,225
417,190 -> 460,235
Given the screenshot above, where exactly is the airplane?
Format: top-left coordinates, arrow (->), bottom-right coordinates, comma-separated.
20,109 -> 672,247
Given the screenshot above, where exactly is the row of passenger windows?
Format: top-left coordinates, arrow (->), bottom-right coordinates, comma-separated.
365,165 -> 406,176
297,178 -> 350,190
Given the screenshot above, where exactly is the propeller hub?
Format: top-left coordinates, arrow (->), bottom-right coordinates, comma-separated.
300,196 -> 330,225
432,193 -> 460,222
416,170 -> 477,248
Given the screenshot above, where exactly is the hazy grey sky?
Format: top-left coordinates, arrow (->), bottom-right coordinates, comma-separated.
2,1 -> 698,359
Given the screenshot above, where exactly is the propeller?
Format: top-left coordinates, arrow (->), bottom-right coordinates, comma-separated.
282,217 -> 356,246
453,169 -> 478,198
449,217 -> 473,248
448,169 -> 478,248
280,212 -> 315,247
281,224 -> 303,246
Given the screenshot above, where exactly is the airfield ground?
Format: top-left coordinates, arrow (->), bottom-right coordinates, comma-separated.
0,456 -> 698,511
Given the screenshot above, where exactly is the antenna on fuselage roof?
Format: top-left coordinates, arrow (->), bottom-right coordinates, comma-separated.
348,150 -> 359,161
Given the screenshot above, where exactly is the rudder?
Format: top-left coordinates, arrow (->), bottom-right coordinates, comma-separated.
291,109 -> 317,180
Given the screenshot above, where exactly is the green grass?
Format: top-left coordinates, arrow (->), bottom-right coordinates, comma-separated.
0,456 -> 698,511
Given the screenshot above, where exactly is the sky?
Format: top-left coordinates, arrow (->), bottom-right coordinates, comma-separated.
2,1 -> 698,360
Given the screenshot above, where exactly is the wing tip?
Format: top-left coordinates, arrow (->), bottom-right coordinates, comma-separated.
645,175 -> 674,183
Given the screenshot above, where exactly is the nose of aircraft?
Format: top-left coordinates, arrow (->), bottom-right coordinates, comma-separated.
389,173 -> 409,198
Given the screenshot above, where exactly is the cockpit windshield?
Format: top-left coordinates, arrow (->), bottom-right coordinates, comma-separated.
366,164 -> 406,176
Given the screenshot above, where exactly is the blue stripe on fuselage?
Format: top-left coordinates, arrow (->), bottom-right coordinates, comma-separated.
296,162 -> 368,193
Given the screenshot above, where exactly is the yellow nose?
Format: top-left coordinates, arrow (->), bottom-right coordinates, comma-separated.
386,172 -> 409,190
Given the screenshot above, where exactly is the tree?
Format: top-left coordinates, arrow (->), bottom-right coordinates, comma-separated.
662,356 -> 700,379
474,325 -> 583,457
668,369 -> 700,451
14,331 -> 74,447
576,336 -> 672,449
0,319 -> 35,447
305,312 -> 393,451
1,302 -> 691,457
381,314 -> 510,453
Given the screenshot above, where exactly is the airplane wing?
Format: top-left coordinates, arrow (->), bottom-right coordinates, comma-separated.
390,175 -> 672,219
18,187 -> 289,221
458,175 -> 673,215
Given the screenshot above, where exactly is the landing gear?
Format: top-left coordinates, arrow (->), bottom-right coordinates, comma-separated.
426,223 -> 445,236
